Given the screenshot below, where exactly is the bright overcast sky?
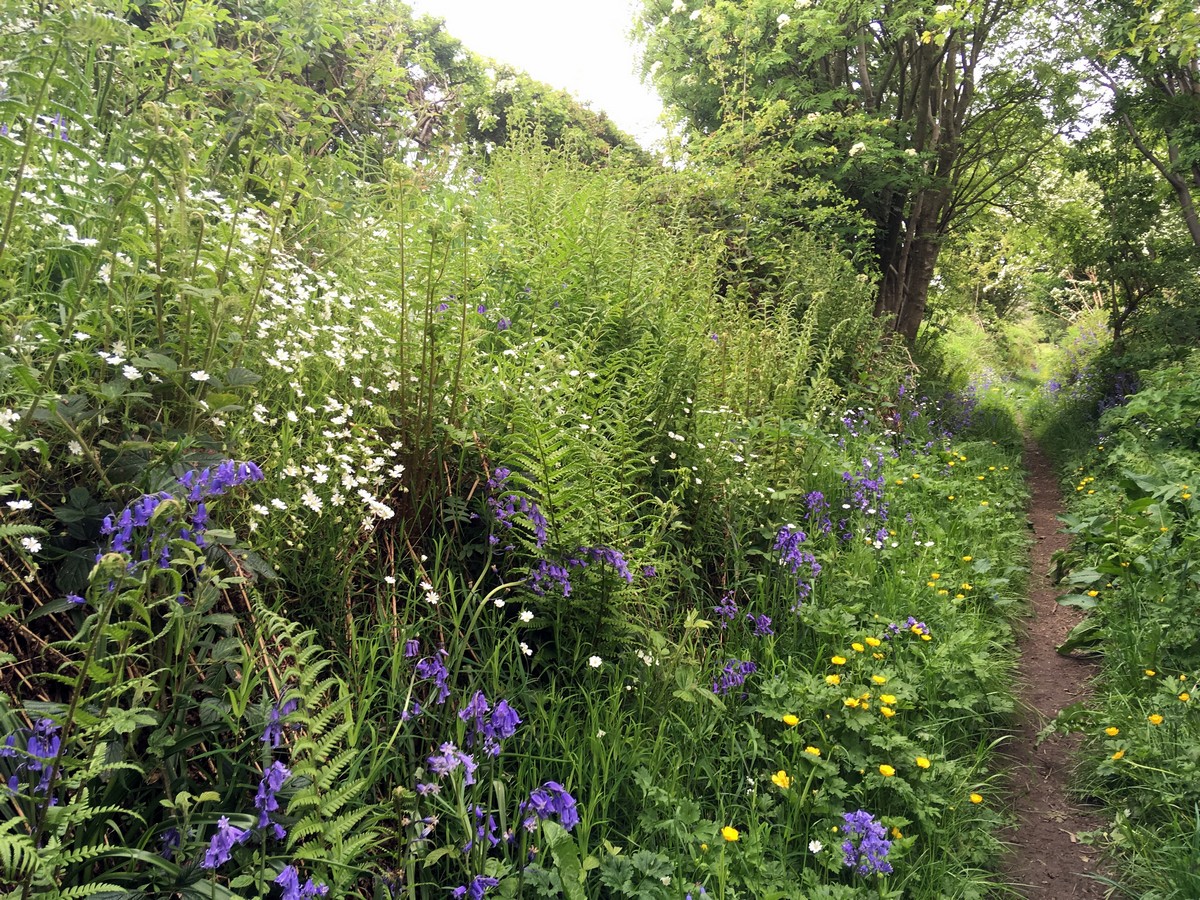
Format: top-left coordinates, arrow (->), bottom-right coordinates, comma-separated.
407,0 -> 668,148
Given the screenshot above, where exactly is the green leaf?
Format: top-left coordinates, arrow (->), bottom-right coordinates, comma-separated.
541,820 -> 586,900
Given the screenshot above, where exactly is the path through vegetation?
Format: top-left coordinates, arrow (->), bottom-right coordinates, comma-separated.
999,437 -> 1109,898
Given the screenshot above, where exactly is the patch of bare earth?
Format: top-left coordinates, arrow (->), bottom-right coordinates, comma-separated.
996,436 -> 1111,898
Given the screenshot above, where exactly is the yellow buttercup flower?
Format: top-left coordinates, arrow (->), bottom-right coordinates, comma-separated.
865,637 -> 881,648
771,770 -> 792,789
1105,727 -> 1120,736
831,655 -> 847,666
782,714 -> 800,726
804,745 -> 821,756
844,697 -> 860,708
1086,590 -> 1099,597
721,826 -> 739,843
1148,714 -> 1164,725
871,675 -> 887,685
915,756 -> 931,769
851,642 -> 865,653
878,764 -> 895,777
826,674 -> 841,686
962,555 -> 972,562
1145,669 -> 1156,676
891,826 -> 903,839
1180,692 -> 1191,703
920,634 -> 931,641
969,793 -> 983,804
880,706 -> 896,718
880,694 -> 897,705
1111,749 -> 1125,760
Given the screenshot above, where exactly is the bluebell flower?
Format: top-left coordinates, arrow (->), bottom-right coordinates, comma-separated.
427,742 -> 478,786
452,875 -> 499,900
747,612 -> 774,637
1,718 -> 63,795
713,591 -> 738,628
522,780 -> 579,831
712,659 -> 757,696
841,809 -> 893,875
774,525 -> 822,608
262,698 -> 299,748
415,652 -> 451,704
254,760 -> 291,839
201,816 -> 248,869
276,865 -> 329,899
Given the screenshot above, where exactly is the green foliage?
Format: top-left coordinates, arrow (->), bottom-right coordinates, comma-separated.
638,0 -> 1070,341
1034,349 -> 1200,897
0,478 -> 377,897
15,0 -> 1193,895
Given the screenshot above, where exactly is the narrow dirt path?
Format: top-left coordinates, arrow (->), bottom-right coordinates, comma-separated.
997,436 -> 1110,898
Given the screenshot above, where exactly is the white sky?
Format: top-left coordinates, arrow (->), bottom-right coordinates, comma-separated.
407,0 -> 668,148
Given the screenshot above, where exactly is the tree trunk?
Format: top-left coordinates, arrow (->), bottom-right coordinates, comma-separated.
875,192 -> 948,344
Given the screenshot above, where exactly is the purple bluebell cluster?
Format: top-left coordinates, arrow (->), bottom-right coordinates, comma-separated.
840,407 -> 872,439
428,742 -> 479,786
262,698 -> 299,748
713,590 -> 738,628
528,545 -> 633,597
1,717 -> 61,795
275,864 -> 329,899
100,491 -> 176,561
100,460 -> 263,563
452,875 -> 500,900
746,612 -> 774,637
774,526 -> 822,609
841,454 -> 888,516
201,816 -> 248,869
254,760 -> 291,840
841,809 -> 893,875
886,616 -> 930,638
488,468 -> 549,550
804,490 -> 832,535
178,460 -> 264,501
712,659 -> 758,696
520,780 -> 579,831
530,558 -> 573,596
465,804 -> 501,851
458,691 -> 522,757
415,650 -> 451,705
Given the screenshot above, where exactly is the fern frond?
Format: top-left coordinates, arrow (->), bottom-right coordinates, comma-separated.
0,831 -> 41,880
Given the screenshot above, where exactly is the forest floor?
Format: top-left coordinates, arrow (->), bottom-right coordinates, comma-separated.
997,436 -> 1112,898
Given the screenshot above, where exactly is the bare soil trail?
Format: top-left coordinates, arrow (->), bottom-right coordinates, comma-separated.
997,435 -> 1111,898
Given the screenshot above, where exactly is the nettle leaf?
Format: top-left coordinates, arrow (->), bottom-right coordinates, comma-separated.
223,367 -> 261,387
132,353 -> 179,373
